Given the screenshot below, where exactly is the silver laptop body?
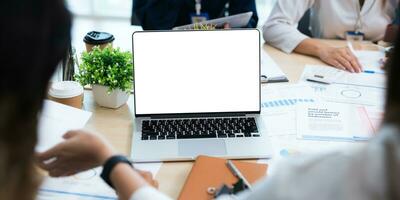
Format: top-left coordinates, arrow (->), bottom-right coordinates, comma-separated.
131,29 -> 272,162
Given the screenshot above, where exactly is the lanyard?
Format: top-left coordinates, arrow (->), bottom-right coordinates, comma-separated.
355,1 -> 363,32
195,0 -> 202,15
354,0 -> 376,32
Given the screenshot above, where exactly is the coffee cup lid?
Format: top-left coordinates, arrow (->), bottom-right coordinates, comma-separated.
49,81 -> 84,99
83,31 -> 115,45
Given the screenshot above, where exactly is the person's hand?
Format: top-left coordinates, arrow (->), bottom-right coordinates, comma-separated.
37,130 -> 116,177
223,23 -> 231,29
136,170 -> 159,188
318,46 -> 362,73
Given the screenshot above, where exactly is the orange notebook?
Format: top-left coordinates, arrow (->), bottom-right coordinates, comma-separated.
178,156 -> 268,200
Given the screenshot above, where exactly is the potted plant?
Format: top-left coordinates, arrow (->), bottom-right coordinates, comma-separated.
75,45 -> 133,109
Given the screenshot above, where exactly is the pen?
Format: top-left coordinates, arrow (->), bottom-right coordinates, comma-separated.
226,160 -> 252,190
363,70 -> 385,74
261,75 -> 268,79
347,41 -> 365,72
347,41 -> 357,55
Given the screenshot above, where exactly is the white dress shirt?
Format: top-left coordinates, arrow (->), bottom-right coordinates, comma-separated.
129,124 -> 400,200
263,0 -> 398,53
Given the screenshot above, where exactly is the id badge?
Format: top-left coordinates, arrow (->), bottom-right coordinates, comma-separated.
345,31 -> 365,41
190,13 -> 209,23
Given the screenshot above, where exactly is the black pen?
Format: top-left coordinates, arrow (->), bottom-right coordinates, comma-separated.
226,160 -> 252,190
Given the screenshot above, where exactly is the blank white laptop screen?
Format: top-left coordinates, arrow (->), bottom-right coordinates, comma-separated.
133,30 -> 260,116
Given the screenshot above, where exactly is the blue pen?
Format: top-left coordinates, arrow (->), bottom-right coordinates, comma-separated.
364,70 -> 375,74
363,70 -> 384,74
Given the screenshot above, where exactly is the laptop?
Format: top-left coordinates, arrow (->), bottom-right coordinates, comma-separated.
131,29 -> 272,162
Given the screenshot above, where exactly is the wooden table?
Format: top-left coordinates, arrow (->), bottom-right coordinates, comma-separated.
82,40 -> 372,199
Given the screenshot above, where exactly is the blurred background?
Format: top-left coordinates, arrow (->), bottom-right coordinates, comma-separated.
57,0 -> 277,81
66,0 -> 277,51
66,0 -> 276,25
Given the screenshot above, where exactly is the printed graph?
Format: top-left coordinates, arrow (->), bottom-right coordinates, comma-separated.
311,84 -> 327,92
261,99 -> 315,108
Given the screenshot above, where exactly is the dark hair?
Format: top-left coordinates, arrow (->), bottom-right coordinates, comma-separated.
0,0 -> 71,199
384,34 -> 400,125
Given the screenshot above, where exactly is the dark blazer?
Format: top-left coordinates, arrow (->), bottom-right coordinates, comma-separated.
132,0 -> 258,30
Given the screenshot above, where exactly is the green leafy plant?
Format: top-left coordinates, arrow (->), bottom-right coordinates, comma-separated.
193,23 -> 217,30
75,45 -> 133,93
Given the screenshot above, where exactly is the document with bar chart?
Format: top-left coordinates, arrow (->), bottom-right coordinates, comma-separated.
262,98 -> 315,109
261,84 -> 318,110
261,84 -> 319,136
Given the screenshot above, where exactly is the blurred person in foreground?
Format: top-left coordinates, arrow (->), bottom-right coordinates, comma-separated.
0,1 -> 155,199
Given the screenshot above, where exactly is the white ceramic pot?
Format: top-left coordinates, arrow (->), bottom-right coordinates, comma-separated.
92,85 -> 129,109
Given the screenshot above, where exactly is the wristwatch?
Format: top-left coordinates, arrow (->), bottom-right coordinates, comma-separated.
100,155 -> 133,188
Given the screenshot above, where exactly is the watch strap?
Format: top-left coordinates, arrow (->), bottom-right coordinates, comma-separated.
100,155 -> 133,188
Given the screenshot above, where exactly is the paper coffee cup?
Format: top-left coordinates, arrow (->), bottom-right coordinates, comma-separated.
83,31 -> 115,52
48,81 -> 84,109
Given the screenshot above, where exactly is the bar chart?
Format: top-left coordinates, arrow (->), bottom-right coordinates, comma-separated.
261,99 -> 315,108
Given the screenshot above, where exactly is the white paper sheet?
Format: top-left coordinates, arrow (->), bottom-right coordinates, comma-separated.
334,72 -> 386,88
37,163 -> 163,200
261,84 -> 319,110
300,65 -> 386,108
296,102 -> 375,141
302,64 -> 386,89
362,107 -> 384,133
354,50 -> 385,74
261,84 -> 319,136
36,100 -> 92,152
38,168 -> 117,200
261,51 -> 288,83
261,84 -> 318,105
262,108 -> 297,136
306,81 -> 385,108
133,162 -> 163,177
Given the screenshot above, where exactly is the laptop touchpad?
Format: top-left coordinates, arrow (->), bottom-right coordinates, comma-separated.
178,140 -> 227,157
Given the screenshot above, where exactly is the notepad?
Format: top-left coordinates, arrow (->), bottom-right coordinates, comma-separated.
178,156 -> 267,200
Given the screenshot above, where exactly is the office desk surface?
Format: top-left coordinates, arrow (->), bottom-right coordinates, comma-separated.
82,40 -> 373,199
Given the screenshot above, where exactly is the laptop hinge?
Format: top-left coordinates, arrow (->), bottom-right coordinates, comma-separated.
150,113 -> 247,119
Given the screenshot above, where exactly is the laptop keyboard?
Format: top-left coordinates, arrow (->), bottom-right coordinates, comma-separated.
141,117 -> 260,140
